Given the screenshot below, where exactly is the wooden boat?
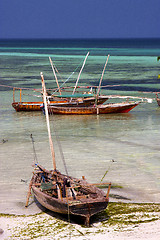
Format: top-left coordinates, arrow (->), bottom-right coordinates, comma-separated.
25,73 -> 111,226
47,101 -> 140,115
12,54 -> 110,112
12,95 -> 109,112
30,164 -> 111,226
12,98 -> 70,112
12,88 -> 109,112
11,87 -> 51,112
12,101 -> 45,111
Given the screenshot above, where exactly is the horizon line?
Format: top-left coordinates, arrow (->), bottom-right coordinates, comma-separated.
0,37 -> 160,41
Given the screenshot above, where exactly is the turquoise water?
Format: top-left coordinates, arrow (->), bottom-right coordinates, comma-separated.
0,39 -> 160,214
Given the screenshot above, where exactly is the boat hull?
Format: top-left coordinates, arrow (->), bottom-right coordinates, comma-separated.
32,186 -> 108,218
12,96 -> 108,112
30,165 -> 111,226
12,102 -> 43,111
47,102 -> 140,115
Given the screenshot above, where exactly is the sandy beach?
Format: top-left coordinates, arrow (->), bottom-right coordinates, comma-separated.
0,186 -> 160,240
0,212 -> 160,240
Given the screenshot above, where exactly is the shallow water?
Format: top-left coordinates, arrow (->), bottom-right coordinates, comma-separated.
0,39 -> 160,214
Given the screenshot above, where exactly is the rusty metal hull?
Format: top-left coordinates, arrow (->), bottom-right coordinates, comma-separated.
48,102 -> 140,115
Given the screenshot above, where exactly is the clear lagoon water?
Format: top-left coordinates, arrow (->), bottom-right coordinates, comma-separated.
0,39 -> 160,214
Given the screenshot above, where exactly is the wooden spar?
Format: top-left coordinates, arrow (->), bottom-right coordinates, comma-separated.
13,88 -> 15,102
106,183 -> 111,200
25,178 -> 33,207
105,94 -> 154,102
96,54 -> 110,98
41,72 -> 56,170
72,52 -> 89,95
20,89 -> 22,102
49,57 -> 61,95
83,182 -> 111,186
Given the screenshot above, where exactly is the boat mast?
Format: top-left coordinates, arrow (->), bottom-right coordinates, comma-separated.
96,54 -> 110,98
72,52 -> 89,95
41,72 -> 56,170
49,57 -> 61,95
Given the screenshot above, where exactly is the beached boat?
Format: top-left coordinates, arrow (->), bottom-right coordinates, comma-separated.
25,73 -> 111,226
30,164 -> 111,226
46,101 -> 140,115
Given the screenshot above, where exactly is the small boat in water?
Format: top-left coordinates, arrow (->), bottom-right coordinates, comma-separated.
42,54 -> 140,115
46,101 -> 140,115
11,87 -> 66,111
25,73 -> 111,226
11,85 -> 109,112
12,95 -> 109,112
12,101 -> 46,111
12,53 -> 110,112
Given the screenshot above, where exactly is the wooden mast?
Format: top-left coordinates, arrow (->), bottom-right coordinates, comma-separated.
41,72 -> 56,170
49,57 -> 61,95
13,88 -> 15,102
96,54 -> 110,98
20,89 -> 22,102
72,52 -> 89,95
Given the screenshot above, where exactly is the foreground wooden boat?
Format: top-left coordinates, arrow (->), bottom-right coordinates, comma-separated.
30,164 -> 111,226
25,73 -> 111,226
47,101 -> 140,115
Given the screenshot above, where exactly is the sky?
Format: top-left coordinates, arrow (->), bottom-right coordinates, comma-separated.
0,0 -> 160,39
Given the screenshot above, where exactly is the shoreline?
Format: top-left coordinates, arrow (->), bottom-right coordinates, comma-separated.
1,185 -> 159,216
0,201 -> 160,240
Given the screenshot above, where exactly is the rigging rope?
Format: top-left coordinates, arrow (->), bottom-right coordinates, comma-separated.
0,84 -> 41,91
51,56 -> 87,95
30,134 -> 38,164
68,204 -> 71,239
52,71 -> 75,95
52,122 -> 69,175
